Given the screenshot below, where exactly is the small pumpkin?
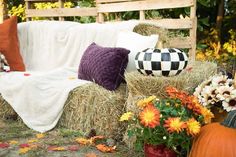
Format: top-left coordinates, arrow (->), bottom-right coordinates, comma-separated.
190,122 -> 236,157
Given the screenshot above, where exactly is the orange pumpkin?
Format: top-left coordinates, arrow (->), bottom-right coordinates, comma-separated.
189,123 -> 236,157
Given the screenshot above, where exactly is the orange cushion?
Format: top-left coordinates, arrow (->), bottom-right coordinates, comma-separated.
0,16 -> 25,71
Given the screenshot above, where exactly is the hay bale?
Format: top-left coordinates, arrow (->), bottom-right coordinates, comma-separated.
0,83 -> 127,140
125,61 -> 217,111
58,83 -> 127,140
0,95 -> 15,119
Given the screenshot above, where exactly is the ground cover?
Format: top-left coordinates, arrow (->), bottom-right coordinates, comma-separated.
0,119 -> 142,157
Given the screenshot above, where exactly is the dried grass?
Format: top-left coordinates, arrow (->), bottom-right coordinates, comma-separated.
125,61 -> 217,111
58,83 -> 128,140
0,95 -> 15,119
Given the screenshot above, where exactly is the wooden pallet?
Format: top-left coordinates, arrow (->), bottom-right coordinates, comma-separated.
23,0 -> 196,60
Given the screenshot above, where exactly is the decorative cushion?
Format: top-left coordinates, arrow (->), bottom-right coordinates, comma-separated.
116,31 -> 158,72
78,43 -> 130,90
135,48 -> 188,77
0,52 -> 10,72
0,16 -> 25,71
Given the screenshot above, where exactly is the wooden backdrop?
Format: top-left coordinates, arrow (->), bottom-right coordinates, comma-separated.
1,0 -> 197,60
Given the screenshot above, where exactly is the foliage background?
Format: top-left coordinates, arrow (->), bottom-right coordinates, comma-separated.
5,0 -> 236,74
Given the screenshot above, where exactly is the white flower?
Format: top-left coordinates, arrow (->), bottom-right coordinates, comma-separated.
222,97 -> 236,112
211,74 -> 229,87
163,136 -> 167,140
216,85 -> 234,101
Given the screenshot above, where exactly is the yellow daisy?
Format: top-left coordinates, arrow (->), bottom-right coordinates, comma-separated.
119,112 -> 133,121
137,96 -> 157,108
200,107 -> 214,124
186,118 -> 201,136
164,117 -> 185,133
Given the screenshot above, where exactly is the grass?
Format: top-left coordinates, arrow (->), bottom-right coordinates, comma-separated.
0,119 -> 143,157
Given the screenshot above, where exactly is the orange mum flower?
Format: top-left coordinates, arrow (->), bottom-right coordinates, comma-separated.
186,118 -> 201,136
139,105 -> 160,128
164,117 -> 186,133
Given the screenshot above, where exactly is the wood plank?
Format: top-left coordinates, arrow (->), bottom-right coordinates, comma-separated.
26,8 -> 97,17
139,10 -> 145,20
96,0 -> 130,3
139,19 -> 193,29
97,0 -> 194,13
168,37 -> 192,49
25,0 -> 57,1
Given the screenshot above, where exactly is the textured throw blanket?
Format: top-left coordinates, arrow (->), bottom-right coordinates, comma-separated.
17,20 -> 139,71
0,67 -> 90,132
0,20 -> 139,132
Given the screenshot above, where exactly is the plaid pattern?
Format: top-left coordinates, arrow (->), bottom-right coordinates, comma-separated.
0,52 -> 10,72
135,48 -> 188,76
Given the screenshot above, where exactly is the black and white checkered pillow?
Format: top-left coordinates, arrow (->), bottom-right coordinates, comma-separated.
135,48 -> 188,76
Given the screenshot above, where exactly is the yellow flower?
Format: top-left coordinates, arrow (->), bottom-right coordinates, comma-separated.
19,147 -> 31,154
137,96 -> 157,108
139,105 -> 160,128
9,140 -> 18,145
186,118 -> 201,136
200,107 -> 214,124
36,133 -> 45,139
28,138 -> 39,143
120,112 -> 133,121
164,117 -> 186,133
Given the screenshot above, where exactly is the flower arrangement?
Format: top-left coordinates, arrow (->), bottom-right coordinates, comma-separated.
120,87 -> 213,155
194,74 -> 236,112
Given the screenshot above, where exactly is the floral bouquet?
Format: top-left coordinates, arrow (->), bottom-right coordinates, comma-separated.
120,87 -> 213,156
194,74 -> 236,112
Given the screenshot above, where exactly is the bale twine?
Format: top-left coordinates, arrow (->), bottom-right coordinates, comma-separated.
58,83 -> 128,140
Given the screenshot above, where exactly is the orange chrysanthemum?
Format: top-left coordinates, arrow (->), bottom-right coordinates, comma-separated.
186,118 -> 201,136
166,87 -> 203,115
139,105 -> 160,128
164,117 -> 186,133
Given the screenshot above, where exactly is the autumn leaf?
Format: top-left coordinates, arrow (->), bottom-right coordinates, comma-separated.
28,138 -> 38,143
91,136 -> 104,142
47,146 -> 66,151
19,143 -> 30,148
85,152 -> 97,157
9,140 -> 18,145
96,144 -> 116,153
0,143 -> 10,148
75,138 -> 93,145
67,145 -> 79,151
19,147 -> 31,154
36,133 -> 45,139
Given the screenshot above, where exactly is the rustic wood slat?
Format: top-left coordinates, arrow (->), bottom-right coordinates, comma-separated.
25,0 -> 59,2
139,10 -> 145,20
97,0 -> 194,13
168,37 -> 192,49
96,0 -> 132,3
139,19 -> 193,29
26,8 -> 98,17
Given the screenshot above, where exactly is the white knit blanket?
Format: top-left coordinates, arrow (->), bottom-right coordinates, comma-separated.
0,20 -> 139,132
0,67 -> 90,132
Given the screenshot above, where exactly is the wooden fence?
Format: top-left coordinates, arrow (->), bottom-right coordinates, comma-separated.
1,0 -> 197,60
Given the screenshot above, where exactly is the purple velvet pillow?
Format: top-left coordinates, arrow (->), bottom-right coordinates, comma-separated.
78,43 -> 130,90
